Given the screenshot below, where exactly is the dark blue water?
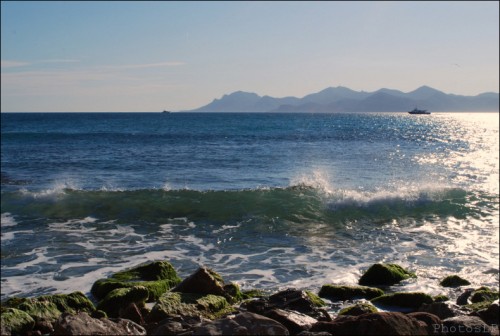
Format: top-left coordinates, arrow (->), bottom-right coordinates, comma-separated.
1,112 -> 498,301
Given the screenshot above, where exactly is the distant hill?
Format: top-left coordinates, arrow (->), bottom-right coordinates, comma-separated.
185,85 -> 499,112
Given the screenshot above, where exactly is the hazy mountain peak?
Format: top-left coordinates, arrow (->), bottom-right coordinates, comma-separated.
408,86 -> 443,99
186,85 -> 499,113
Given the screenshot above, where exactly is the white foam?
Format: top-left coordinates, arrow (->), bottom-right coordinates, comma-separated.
1,230 -> 34,241
1,213 -> 18,227
290,168 -> 334,194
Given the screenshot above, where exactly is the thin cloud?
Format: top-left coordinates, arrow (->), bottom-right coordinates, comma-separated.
1,59 -> 81,68
1,60 -> 30,68
38,59 -> 81,64
108,61 -> 186,69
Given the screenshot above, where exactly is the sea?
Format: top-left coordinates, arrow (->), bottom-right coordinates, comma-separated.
1,112 -> 499,303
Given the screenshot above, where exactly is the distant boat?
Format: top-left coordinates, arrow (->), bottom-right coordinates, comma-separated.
408,108 -> 430,115
162,110 -> 171,113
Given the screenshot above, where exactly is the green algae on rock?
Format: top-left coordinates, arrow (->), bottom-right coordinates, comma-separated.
305,291 -> 326,307
338,302 -> 378,316
90,260 -> 181,302
147,292 -> 235,323
433,294 -> 450,302
318,285 -> 384,301
439,275 -> 471,287
359,263 -> 416,286
2,292 -> 95,323
0,308 -> 35,336
469,287 -> 499,304
371,292 -> 433,310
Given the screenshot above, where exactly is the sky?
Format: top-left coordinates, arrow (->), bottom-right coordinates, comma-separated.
1,1 -> 499,112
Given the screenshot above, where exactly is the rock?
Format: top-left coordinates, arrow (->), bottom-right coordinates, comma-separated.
173,266 -> 226,297
439,275 -> 471,287
149,315 -> 210,335
34,318 -> 55,334
269,289 -> 327,320
370,292 -> 433,311
439,275 -> 470,287
91,260 -> 181,302
96,286 -> 149,318
406,312 -> 442,334
265,308 -> 318,334
2,292 -> 95,324
147,291 -> 235,323
441,315 -> 495,335
460,287 -> 500,312
432,294 -> 449,302
476,301 -> 499,325
338,302 -> 378,316
191,311 -> 290,335
470,287 -> 499,304
456,288 -> 474,305
310,312 -> 428,335
358,263 -> 416,286
0,308 -> 35,336
418,302 -> 470,319
242,288 -> 330,321
318,285 -> 384,301
119,303 -> 146,325
172,266 -> 248,304
52,312 -> 146,335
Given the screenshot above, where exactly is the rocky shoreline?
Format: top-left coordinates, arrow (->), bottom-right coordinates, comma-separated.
1,260 -> 498,335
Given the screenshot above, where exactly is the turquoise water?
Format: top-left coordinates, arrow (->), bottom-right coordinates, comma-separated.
1,112 -> 498,301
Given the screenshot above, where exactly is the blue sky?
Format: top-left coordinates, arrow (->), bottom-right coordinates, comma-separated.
1,1 -> 498,112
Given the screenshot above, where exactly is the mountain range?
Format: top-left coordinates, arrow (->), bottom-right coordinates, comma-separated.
185,86 -> 499,112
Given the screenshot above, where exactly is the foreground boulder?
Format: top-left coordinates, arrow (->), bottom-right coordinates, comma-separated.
318,284 -> 384,301
91,260 -> 181,302
310,312 -> 428,335
265,308 -> 318,334
418,301 -> 470,319
0,308 -> 35,336
359,263 -> 416,286
441,315 -> 496,336
241,288 -> 329,321
52,312 -> 146,335
475,300 -> 499,325
406,312 -> 443,335
191,311 -> 290,335
2,291 -> 95,324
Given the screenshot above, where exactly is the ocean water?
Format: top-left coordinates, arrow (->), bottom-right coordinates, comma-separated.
1,112 -> 499,302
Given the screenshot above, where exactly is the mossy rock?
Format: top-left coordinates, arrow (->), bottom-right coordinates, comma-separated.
96,286 -> 149,318
469,287 -> 499,304
318,285 -> 384,301
439,275 -> 471,287
147,292 -> 235,323
359,263 -> 416,286
338,302 -> 378,316
173,266 -> 246,304
1,308 -> 35,335
433,294 -> 450,302
91,260 -> 181,301
241,289 -> 267,299
371,292 -> 433,310
2,292 -> 95,322
306,290 -> 326,307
